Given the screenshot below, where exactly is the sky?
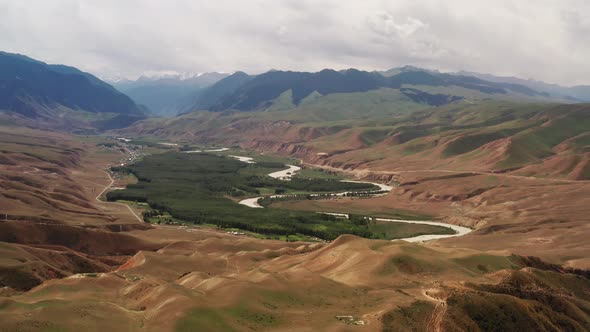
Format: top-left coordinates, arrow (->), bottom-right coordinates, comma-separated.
1,0 -> 589,85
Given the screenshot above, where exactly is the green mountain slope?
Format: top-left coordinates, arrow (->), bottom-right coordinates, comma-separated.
189,67 -> 558,113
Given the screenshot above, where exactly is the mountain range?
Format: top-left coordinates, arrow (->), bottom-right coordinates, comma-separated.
172,66 -> 564,114
457,70 -> 590,102
112,65 -> 584,117
0,51 -> 145,132
0,50 -> 583,131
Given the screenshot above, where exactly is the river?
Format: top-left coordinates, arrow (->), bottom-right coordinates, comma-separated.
202,150 -> 473,242
268,165 -> 301,180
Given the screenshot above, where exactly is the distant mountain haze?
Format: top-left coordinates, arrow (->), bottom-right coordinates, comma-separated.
112,72 -> 228,116
456,70 -> 590,102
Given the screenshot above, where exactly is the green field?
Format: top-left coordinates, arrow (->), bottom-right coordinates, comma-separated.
295,167 -> 344,180
107,152 -> 394,240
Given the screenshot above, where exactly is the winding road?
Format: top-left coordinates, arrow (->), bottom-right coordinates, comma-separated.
91,142 -> 143,223
97,170 -> 143,223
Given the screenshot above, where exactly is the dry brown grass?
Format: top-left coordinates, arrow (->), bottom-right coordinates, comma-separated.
1,229 -> 587,331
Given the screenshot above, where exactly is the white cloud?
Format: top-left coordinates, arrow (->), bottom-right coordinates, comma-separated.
368,14 -> 427,39
0,0 -> 588,85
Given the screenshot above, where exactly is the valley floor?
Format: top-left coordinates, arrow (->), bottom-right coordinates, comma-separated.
1,127 -> 589,331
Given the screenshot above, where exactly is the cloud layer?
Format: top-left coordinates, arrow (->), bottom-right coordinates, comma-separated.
1,0 -> 588,85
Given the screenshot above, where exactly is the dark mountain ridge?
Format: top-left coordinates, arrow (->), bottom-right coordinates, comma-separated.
184,71 -> 253,113
199,67 -> 547,112
0,51 -> 144,131
0,51 -> 142,117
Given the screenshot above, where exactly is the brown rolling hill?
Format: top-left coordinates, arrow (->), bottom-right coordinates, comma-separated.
0,126 -> 162,291
0,231 -> 587,331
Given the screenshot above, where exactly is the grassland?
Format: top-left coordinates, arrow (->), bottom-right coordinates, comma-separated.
295,167 -> 344,180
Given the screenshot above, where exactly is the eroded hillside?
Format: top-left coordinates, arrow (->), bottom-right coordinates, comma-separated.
1,231 -> 587,331
0,127 -> 160,290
